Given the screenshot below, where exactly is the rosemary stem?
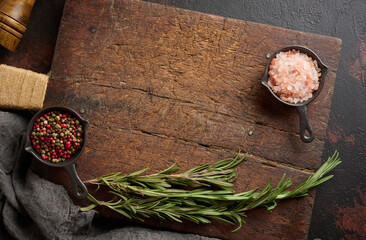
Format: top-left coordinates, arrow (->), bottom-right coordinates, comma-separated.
81,151 -> 341,232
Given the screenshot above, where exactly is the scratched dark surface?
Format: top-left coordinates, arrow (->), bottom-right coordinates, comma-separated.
1,0 -> 365,239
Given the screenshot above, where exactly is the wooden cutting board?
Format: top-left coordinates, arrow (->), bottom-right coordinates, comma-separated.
32,0 -> 342,239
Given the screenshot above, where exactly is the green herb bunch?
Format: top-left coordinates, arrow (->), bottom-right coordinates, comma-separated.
81,151 -> 341,232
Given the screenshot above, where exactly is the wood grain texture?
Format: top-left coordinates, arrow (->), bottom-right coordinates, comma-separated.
33,0 -> 342,239
0,0 -> 65,73
0,0 -> 37,51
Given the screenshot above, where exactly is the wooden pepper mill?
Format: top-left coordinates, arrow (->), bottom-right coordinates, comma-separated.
0,0 -> 37,51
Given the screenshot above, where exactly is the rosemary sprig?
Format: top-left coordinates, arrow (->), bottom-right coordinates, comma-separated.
81,151 -> 341,232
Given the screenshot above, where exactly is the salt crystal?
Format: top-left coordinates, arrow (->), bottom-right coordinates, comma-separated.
268,50 -> 321,104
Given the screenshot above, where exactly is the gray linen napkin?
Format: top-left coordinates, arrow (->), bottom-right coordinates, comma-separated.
0,111 -> 218,240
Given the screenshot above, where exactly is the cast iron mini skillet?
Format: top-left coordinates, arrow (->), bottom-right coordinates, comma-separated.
25,106 -> 89,199
262,46 -> 328,143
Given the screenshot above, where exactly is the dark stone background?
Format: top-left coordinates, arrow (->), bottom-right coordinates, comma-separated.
1,0 -> 365,239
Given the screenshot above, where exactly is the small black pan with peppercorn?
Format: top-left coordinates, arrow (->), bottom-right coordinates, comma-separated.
30,111 -> 84,162
25,106 -> 89,199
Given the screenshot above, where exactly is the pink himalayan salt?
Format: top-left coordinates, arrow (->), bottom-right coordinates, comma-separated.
268,50 -> 321,104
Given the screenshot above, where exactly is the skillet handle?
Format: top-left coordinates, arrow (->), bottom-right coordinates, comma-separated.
296,106 -> 314,143
64,164 -> 88,199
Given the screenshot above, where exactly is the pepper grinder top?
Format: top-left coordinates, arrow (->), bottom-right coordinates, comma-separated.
0,0 -> 37,52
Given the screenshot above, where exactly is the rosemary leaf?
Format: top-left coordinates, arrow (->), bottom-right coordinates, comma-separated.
81,151 -> 341,232
80,203 -> 98,212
